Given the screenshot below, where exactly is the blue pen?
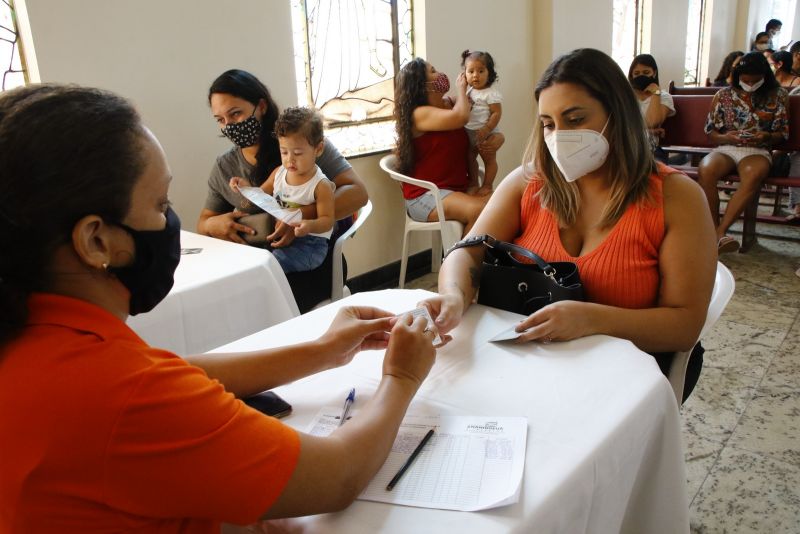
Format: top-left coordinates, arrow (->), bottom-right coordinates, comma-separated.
339,388 -> 355,426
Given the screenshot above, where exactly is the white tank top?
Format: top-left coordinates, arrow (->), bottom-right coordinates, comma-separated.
273,165 -> 336,239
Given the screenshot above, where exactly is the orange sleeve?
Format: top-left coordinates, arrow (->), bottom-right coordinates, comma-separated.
102,349 -> 300,525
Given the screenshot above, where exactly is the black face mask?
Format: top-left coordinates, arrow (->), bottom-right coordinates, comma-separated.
631,75 -> 657,91
221,108 -> 261,148
108,207 -> 182,316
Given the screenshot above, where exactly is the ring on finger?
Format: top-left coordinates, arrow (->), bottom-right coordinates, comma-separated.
541,336 -> 552,344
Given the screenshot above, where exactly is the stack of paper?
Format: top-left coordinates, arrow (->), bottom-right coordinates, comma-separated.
307,410 -> 527,511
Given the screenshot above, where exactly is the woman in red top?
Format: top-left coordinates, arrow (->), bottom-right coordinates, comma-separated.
422,49 -> 716,398
0,85 -> 438,533
393,58 -> 501,233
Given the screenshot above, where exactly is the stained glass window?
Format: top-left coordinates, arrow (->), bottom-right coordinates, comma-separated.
291,0 -> 414,156
1,0 -> 27,92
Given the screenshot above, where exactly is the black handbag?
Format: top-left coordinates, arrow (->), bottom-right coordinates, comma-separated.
447,235 -> 584,315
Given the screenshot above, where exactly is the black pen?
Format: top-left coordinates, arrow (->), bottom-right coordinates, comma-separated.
386,429 -> 435,491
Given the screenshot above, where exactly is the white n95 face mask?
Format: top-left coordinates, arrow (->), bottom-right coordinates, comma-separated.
739,79 -> 764,92
543,118 -> 610,182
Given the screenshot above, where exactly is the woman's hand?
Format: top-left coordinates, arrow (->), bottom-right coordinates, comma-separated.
317,307 -> 395,368
203,211 -> 254,244
382,313 -> 437,387
229,176 -> 249,192
420,292 -> 465,335
477,132 -> 505,158
455,72 -> 468,95
513,300 -> 597,344
645,83 -> 661,95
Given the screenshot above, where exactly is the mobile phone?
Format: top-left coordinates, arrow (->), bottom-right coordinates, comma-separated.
243,391 -> 292,418
238,213 -> 274,246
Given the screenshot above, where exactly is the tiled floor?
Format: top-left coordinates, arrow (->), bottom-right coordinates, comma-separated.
402,222 -> 800,533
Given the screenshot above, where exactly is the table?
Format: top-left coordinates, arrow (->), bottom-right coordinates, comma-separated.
214,289 -> 689,534
127,231 -> 299,355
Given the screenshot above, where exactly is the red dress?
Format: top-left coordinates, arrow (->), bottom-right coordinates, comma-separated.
403,129 -> 470,199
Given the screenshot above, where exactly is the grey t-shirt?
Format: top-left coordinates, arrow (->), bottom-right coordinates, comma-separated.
204,138 -> 352,214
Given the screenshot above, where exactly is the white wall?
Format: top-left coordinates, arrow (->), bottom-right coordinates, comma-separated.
24,0 -> 297,235
707,0 -> 742,85
649,0 -> 690,86
551,0 -> 614,57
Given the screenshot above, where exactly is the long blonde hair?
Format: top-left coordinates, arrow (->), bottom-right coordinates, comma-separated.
523,48 -> 656,228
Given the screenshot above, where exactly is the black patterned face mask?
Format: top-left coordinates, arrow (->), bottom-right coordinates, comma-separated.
221,108 -> 261,148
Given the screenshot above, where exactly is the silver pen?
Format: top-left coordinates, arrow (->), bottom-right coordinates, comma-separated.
339,388 -> 355,426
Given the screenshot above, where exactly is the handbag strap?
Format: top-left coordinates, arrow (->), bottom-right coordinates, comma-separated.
445,234 -> 557,277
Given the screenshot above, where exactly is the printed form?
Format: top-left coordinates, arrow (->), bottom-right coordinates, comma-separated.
307,410 -> 527,511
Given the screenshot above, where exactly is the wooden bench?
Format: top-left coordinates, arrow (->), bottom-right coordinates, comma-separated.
661,93 -> 800,251
667,81 -> 721,96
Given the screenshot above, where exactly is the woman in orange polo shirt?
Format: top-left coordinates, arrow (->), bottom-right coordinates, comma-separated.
422,49 -> 717,402
0,85 -> 437,533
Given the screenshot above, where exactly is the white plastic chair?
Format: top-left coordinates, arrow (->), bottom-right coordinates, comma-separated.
379,154 -> 468,288
668,261 -> 735,405
329,199 -> 373,302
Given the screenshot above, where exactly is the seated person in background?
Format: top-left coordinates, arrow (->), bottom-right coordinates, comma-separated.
393,58 -> 502,235
422,48 -> 716,402
627,54 -> 675,163
752,31 -> 771,52
0,84 -> 438,531
713,51 -> 744,87
771,51 -> 800,88
698,52 -> 788,253
200,69 -> 368,311
461,49 -> 504,195
231,107 -> 335,274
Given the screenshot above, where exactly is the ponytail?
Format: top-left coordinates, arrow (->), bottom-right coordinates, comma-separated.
0,84 -> 144,346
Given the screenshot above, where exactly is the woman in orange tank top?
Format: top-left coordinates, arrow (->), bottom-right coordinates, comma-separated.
422,49 -> 717,395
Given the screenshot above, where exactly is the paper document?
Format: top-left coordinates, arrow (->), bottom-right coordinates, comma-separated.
398,307 -> 442,345
488,323 -> 524,342
307,410 -> 527,511
238,186 -> 302,225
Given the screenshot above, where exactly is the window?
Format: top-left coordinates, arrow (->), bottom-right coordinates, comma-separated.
683,0 -> 707,86
290,0 -> 414,157
611,0 -> 645,73
760,0 -> 797,48
1,0 -> 27,91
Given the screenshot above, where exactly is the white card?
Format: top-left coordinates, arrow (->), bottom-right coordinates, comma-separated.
488,324 -> 524,343
399,307 -> 442,345
238,186 -> 303,225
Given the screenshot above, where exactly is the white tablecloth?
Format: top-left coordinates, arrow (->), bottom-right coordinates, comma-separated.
127,231 -> 299,355
213,289 -> 689,534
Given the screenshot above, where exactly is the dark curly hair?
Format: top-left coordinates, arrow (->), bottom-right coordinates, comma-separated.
714,51 -> 744,85
393,58 -> 429,175
732,51 -> 781,107
772,50 -> 793,74
461,50 -> 498,86
0,84 -> 146,345
274,106 -> 324,146
208,69 -> 281,186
